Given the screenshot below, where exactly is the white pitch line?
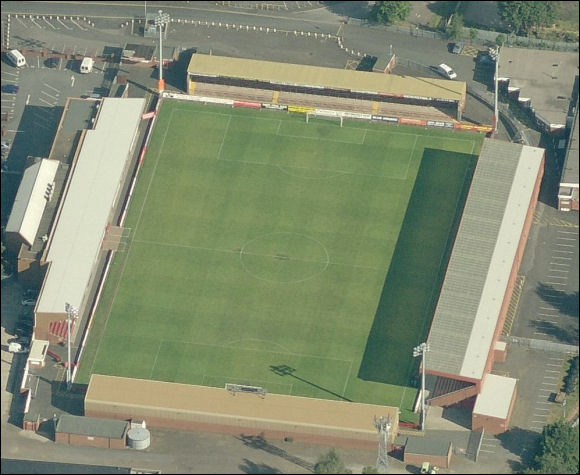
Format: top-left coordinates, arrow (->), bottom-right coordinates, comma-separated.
215,115 -> 232,160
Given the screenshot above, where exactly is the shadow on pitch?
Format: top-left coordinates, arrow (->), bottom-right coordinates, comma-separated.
357,148 -> 477,386
269,364 -> 351,402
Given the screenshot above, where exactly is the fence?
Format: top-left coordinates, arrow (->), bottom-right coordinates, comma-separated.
348,18 -> 578,52
504,336 -> 579,355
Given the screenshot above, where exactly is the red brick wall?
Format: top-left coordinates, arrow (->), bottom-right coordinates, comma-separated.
404,451 -> 451,469
84,409 -> 379,450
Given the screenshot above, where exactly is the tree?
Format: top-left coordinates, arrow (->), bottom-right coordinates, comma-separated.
524,420 -> 579,474
469,27 -> 478,44
314,448 -> 352,474
495,33 -> 506,47
446,12 -> 464,40
369,1 -> 411,25
498,1 -> 559,36
362,466 -> 379,474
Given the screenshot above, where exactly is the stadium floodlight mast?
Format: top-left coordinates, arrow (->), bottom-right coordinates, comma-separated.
65,303 -> 78,391
413,342 -> 430,431
154,9 -> 170,93
489,45 -> 500,134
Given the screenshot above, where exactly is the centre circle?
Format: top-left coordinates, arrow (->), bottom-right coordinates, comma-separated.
240,232 -> 329,283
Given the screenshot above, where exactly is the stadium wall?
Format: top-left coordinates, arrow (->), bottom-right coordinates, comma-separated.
85,375 -> 399,449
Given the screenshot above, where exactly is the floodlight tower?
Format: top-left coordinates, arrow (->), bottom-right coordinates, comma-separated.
489,45 -> 500,134
413,342 -> 430,431
65,303 -> 78,391
155,10 -> 170,92
373,415 -> 391,474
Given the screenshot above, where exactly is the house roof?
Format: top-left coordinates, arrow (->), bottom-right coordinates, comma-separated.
5,159 -> 59,247
55,414 -> 128,439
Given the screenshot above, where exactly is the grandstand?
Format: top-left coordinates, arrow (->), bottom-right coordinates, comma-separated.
186,54 -> 467,122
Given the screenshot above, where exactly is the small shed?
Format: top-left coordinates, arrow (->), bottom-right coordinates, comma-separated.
55,414 -> 129,449
472,373 -> 517,434
403,436 -> 453,469
28,339 -> 49,367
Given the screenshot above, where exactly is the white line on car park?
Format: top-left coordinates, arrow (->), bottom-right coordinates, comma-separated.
548,268 -> 569,273
557,230 -> 579,234
42,17 -> 56,29
2,71 -> 19,78
70,18 -> 87,31
30,17 -> 43,29
555,243 -> 575,247
15,17 -> 27,27
41,90 -> 59,100
42,83 -> 60,93
38,97 -> 54,106
57,18 -> 73,30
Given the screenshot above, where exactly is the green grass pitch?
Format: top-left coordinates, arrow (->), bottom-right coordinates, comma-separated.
77,100 -> 482,422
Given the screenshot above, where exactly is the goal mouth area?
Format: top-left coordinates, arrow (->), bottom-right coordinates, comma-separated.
306,111 -> 343,127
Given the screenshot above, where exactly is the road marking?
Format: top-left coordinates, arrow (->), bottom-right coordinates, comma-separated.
541,382 -> 557,386
43,16 -> 56,29
551,256 -> 572,260
538,312 -> 558,316
545,282 -> 566,286
556,237 -> 577,241
552,250 -> 574,254
70,18 -> 87,31
557,230 -> 579,234
479,449 -> 496,454
57,18 -> 73,30
542,376 -> 559,379
554,243 -> 575,247
38,97 -> 54,106
545,370 -> 561,373
548,268 -> 569,273
548,358 -> 563,361
550,262 -> 570,266
41,90 -> 59,100
535,402 -> 552,405
43,83 -> 60,93
30,16 -> 43,29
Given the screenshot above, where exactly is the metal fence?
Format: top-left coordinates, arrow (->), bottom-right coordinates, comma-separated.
348,18 -> 578,52
504,336 -> 579,355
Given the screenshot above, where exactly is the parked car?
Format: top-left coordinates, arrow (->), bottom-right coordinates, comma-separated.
23,288 -> 39,299
21,298 -> 37,306
8,342 -> 29,353
1,84 -> 19,94
44,57 -> 60,68
451,42 -> 463,54
0,140 -> 10,151
435,63 -> 457,80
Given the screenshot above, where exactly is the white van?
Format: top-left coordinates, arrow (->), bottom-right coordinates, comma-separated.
80,57 -> 94,74
6,49 -> 26,68
436,63 -> 457,80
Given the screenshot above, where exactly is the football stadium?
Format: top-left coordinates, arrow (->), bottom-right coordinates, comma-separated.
10,54 -> 544,446
76,99 -> 482,420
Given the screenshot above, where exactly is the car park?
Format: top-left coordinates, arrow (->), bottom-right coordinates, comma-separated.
1,84 -> 19,94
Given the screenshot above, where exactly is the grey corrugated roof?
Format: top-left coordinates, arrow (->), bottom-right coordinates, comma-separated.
37,98 -> 145,314
405,436 -> 452,456
55,414 -> 128,439
427,139 -> 544,381
6,159 -> 59,247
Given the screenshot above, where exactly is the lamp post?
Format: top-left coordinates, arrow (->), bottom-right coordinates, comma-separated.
413,342 -> 430,431
154,10 -> 170,92
65,303 -> 78,391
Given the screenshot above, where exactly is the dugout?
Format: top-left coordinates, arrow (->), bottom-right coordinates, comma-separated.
85,374 -> 399,449
186,54 -> 466,119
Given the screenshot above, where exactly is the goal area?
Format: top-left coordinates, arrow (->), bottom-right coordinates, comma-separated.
306,111 -> 343,127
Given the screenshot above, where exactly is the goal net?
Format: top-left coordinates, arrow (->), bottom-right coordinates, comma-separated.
306,111 -> 343,127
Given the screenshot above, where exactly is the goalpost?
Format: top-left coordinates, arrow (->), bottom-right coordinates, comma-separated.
306,111 -> 343,127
